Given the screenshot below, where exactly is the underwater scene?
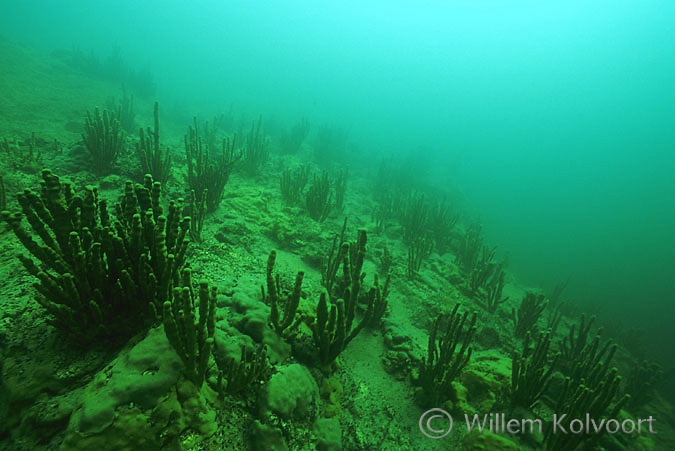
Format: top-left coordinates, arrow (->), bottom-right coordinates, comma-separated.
0,1 -> 674,450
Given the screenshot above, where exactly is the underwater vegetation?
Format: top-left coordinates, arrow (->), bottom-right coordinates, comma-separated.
0,37 -> 674,451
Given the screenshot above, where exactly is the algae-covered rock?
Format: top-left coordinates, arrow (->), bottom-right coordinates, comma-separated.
1,350 -> 80,438
176,378 -> 218,437
313,417 -> 342,451
219,287 -> 291,364
382,350 -> 412,380
455,349 -> 511,415
226,290 -> 270,343
72,326 -> 182,434
251,420 -> 289,451
213,325 -> 257,368
16,391 -> 78,442
60,326 -> 216,450
260,363 -> 319,420
320,374 -> 343,418
64,405 -> 161,451
461,429 -> 521,451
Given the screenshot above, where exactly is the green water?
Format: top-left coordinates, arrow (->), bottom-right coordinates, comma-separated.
0,2 -> 674,447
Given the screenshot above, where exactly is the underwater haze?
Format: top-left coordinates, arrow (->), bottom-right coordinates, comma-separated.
1,0 -> 674,363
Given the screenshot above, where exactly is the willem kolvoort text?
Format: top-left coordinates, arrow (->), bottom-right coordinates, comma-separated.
463,413 -> 657,435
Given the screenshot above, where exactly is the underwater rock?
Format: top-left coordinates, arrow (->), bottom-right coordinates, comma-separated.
260,363 -> 319,420
453,349 -> 511,416
59,326 -> 212,450
313,417 -> 342,451
461,429 -> 521,451
219,288 -> 291,364
382,322 -> 413,352
251,420 -> 289,451
382,350 -> 412,380
319,374 -> 343,418
214,325 -> 256,365
15,392 -> 78,444
222,288 -> 269,342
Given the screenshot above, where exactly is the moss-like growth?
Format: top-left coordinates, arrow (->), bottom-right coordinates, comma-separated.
262,250 -> 304,340
559,313 -> 596,370
400,191 -> 429,244
241,115 -> 269,176
543,369 -> 629,450
313,229 -> 377,368
333,168 -> 348,211
279,164 -> 310,205
306,171 -> 332,222
454,222 -> 484,276
1,170 -> 189,346
483,267 -> 509,313
279,117 -> 310,155
512,292 -> 547,339
82,107 -> 124,174
407,235 -> 433,279
544,328 -> 629,450
626,359 -> 663,410
215,344 -> 267,395
185,116 -> 240,214
417,304 -> 477,407
511,330 -> 559,410
136,101 -> 171,184
162,269 -> 216,388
